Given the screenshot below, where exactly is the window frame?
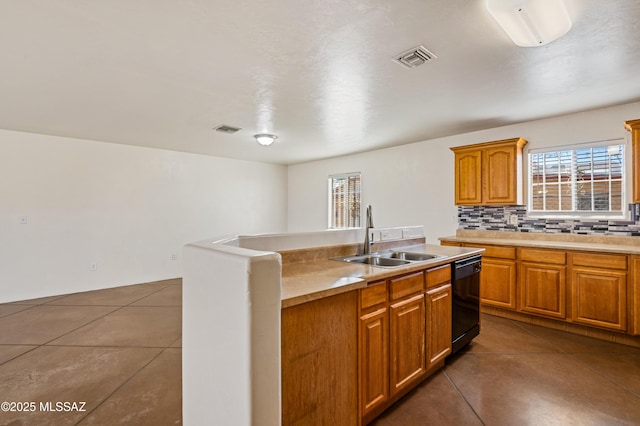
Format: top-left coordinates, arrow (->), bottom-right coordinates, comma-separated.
527,139 -> 626,219
328,172 -> 362,229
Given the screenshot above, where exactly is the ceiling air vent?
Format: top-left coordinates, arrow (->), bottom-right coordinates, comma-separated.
214,124 -> 241,134
393,45 -> 438,69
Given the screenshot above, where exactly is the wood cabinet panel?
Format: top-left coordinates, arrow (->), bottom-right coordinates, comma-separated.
426,264 -> 451,289
361,282 -> 388,310
520,248 -> 566,265
480,258 -> 517,309
359,264 -> 454,424
484,144 -> 517,204
571,268 -> 627,331
451,138 -> 527,206
454,149 -> 482,205
440,241 -> 462,247
520,263 -> 566,319
282,291 -> 358,425
359,308 -> 389,417
389,294 -> 426,397
390,271 -> 424,301
465,244 -> 516,259
572,252 -> 627,270
426,284 -> 452,368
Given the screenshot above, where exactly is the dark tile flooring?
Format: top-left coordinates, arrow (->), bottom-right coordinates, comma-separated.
373,314 -> 640,426
1,281 -> 640,425
0,279 -> 182,425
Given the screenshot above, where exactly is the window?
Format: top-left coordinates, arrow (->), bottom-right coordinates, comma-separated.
529,140 -> 625,217
328,172 -> 361,228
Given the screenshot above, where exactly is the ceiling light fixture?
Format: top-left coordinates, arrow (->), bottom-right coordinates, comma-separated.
254,134 -> 277,146
486,0 -> 572,47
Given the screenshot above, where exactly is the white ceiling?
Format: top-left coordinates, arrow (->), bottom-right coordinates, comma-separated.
1,0 -> 639,165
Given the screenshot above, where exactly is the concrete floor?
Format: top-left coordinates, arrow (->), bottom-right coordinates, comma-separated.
0,279 -> 181,425
1,280 -> 639,425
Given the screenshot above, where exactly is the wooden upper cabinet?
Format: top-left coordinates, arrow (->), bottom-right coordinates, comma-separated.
454,149 -> 482,205
451,138 -> 527,206
625,119 -> 640,202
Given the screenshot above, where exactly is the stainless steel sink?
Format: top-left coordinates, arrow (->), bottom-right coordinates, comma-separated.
383,251 -> 442,261
332,251 -> 443,268
337,255 -> 411,267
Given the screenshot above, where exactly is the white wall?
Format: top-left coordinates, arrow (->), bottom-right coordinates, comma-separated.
0,129 -> 287,303
287,101 -> 640,242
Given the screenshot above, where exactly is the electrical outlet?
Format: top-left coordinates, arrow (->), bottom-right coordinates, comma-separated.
509,214 -> 519,226
171,254 -> 177,261
90,263 -> 97,272
19,216 -> 27,224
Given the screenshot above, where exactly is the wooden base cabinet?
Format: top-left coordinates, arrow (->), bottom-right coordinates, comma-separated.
359,265 -> 452,425
520,263 -> 566,319
518,248 -> 567,319
571,268 -> 627,332
464,244 -> 516,309
389,293 -> 426,397
359,281 -> 389,419
426,283 -> 452,368
359,307 -> 389,416
481,258 -> 517,309
570,252 -> 628,332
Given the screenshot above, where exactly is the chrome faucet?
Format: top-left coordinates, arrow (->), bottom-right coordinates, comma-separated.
363,205 -> 374,254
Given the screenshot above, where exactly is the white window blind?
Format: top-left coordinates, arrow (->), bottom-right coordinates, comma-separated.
328,173 -> 361,228
529,140 -> 624,216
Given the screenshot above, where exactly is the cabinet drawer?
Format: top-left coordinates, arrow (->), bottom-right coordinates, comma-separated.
465,244 -> 515,259
361,281 -> 388,310
390,272 -> 424,301
426,264 -> 451,289
572,253 -> 627,270
520,248 -> 566,265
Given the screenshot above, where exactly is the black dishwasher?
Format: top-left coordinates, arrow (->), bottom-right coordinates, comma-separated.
450,255 -> 481,355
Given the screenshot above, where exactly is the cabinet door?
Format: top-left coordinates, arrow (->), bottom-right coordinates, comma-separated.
572,268 -> 627,331
426,284 -> 452,369
359,308 -> 389,417
389,293 -> 426,397
483,144 -> 517,204
480,258 -> 517,310
520,263 -> 566,319
454,150 -> 482,205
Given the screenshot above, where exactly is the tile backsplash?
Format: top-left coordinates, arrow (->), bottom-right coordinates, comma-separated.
458,205 -> 640,236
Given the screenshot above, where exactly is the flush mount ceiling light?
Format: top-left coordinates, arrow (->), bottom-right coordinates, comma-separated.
254,134 -> 277,146
486,0 -> 572,47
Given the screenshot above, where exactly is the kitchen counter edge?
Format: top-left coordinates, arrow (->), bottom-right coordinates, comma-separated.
281,243 -> 483,308
439,234 -> 640,255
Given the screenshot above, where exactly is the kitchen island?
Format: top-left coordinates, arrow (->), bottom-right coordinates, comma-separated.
183,227 -> 482,425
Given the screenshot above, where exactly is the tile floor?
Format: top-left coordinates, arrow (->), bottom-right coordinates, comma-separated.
0,279 -> 182,425
373,314 -> 640,426
1,280 -> 640,425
